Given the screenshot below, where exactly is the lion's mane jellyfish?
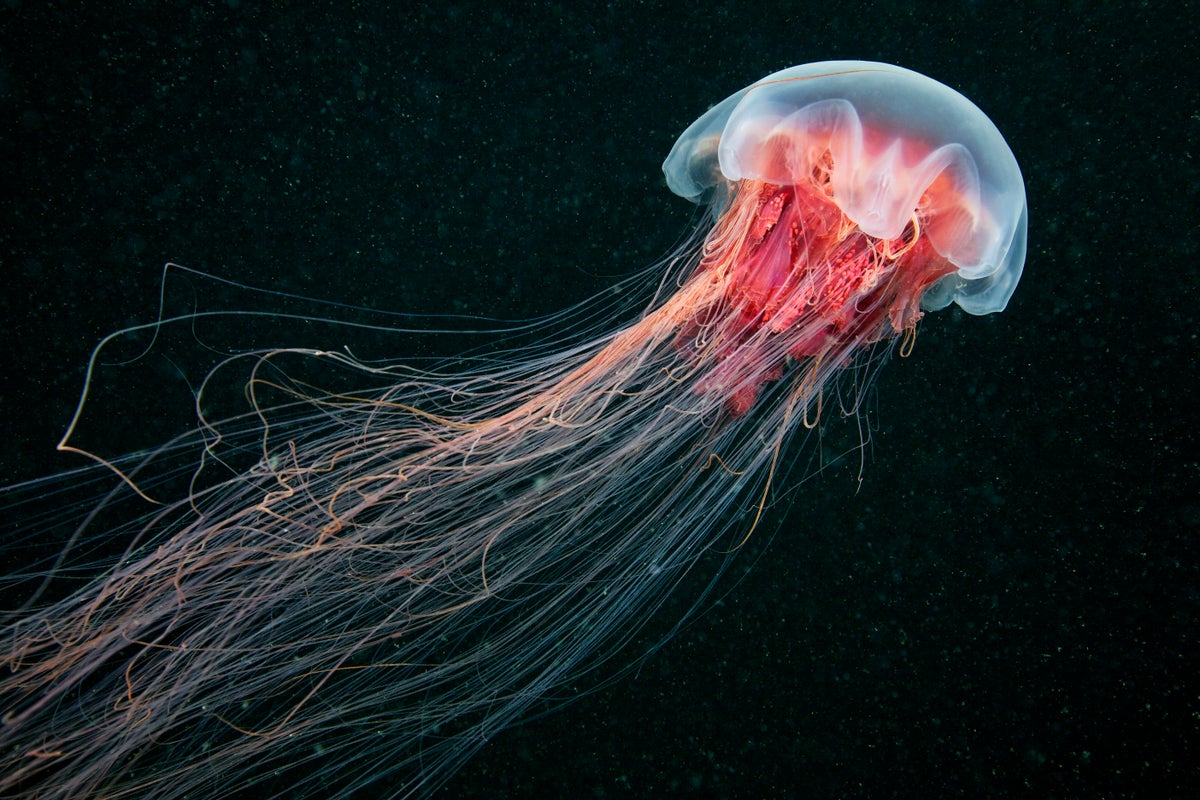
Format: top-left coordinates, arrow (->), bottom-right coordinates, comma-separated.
0,62 -> 1026,799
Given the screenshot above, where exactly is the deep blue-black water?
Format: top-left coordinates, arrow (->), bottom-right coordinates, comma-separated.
1,2 -> 1195,797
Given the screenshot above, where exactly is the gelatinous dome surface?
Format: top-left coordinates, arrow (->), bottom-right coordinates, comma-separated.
664,61 -> 1027,314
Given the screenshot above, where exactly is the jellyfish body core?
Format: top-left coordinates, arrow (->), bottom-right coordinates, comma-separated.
665,61 -> 1026,415
0,62 -> 1025,798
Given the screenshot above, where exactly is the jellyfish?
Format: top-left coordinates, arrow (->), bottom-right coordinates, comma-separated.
0,61 -> 1026,799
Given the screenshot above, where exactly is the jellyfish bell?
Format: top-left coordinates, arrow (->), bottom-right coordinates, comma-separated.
659,61 -> 1026,418
665,60 -> 1027,315
0,62 -> 1025,799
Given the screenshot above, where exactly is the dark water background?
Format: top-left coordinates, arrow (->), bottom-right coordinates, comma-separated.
1,1 -> 1196,797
